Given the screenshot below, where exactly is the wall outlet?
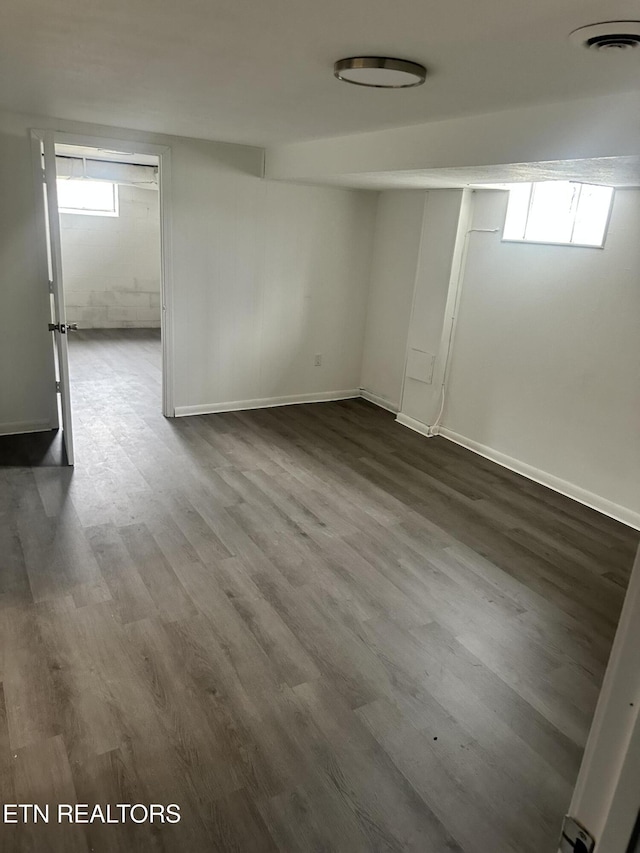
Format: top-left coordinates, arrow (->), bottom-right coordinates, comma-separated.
314,354 -> 322,367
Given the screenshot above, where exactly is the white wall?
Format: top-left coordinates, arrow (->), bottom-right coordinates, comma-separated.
0,109 -> 377,433
258,182 -> 374,402
176,177 -> 376,414
360,191 -> 425,410
442,188 -> 640,523
60,184 -> 161,328
399,189 -> 467,425
360,189 -> 469,418
360,185 -> 640,525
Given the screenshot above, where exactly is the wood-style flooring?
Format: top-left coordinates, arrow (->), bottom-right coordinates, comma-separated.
0,328 -> 637,852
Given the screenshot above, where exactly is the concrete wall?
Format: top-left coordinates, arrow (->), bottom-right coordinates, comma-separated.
60,184 -> 161,328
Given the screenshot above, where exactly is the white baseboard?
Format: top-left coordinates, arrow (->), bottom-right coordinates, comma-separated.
439,427 -> 640,532
0,420 -> 53,437
359,389 -> 398,413
174,389 -> 361,417
395,412 -> 436,439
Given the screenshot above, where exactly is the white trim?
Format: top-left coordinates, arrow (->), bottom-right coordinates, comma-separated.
502,238 -> 606,250
395,412 -> 435,439
439,427 -> 640,531
0,420 -> 53,437
359,389 -> 398,413
175,389 -> 361,417
48,131 -> 175,418
158,148 -> 175,417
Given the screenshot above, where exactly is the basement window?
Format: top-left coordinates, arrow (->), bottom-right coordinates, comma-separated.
502,181 -> 613,248
57,178 -> 119,216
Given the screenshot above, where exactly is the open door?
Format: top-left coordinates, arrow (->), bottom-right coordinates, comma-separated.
31,130 -> 75,465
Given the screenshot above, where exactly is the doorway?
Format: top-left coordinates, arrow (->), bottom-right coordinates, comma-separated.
32,130 -> 174,465
56,143 -> 163,459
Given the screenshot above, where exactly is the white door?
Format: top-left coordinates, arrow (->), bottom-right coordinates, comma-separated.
32,130 -> 75,465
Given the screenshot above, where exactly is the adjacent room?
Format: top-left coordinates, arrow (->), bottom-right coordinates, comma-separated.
55,143 -> 164,464
0,3 -> 639,853
57,145 -> 161,335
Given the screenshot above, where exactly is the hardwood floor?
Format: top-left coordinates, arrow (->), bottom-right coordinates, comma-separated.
0,328 -> 636,852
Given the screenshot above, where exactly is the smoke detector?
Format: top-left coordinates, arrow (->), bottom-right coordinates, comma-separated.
569,21 -> 640,51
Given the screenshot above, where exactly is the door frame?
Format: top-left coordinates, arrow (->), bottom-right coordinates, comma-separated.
562,543 -> 640,853
30,130 -> 61,434
31,129 -> 175,419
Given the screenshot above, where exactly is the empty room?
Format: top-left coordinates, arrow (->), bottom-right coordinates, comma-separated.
58,143 -> 164,466
0,2 -> 639,853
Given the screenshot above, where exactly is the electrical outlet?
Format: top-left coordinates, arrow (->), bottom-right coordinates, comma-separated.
314,354 -> 322,367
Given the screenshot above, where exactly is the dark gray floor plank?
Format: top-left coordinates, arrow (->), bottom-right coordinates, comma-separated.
0,328 -> 635,853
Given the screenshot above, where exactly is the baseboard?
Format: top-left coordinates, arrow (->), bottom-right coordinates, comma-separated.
439,427 -> 640,532
174,389 -> 361,417
359,389 -> 398,413
395,412 -> 436,439
0,420 -> 53,437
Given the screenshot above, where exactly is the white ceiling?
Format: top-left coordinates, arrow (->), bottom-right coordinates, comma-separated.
1,0 -> 639,146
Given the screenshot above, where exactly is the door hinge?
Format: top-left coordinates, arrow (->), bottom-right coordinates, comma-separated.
55,381 -> 61,393
48,280 -> 54,294
559,816 -> 595,853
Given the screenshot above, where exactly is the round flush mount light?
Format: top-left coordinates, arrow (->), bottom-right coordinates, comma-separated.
334,57 -> 427,88
569,21 -> 640,51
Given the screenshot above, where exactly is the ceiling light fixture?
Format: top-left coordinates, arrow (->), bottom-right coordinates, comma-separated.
569,21 -> 640,50
334,57 -> 427,88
